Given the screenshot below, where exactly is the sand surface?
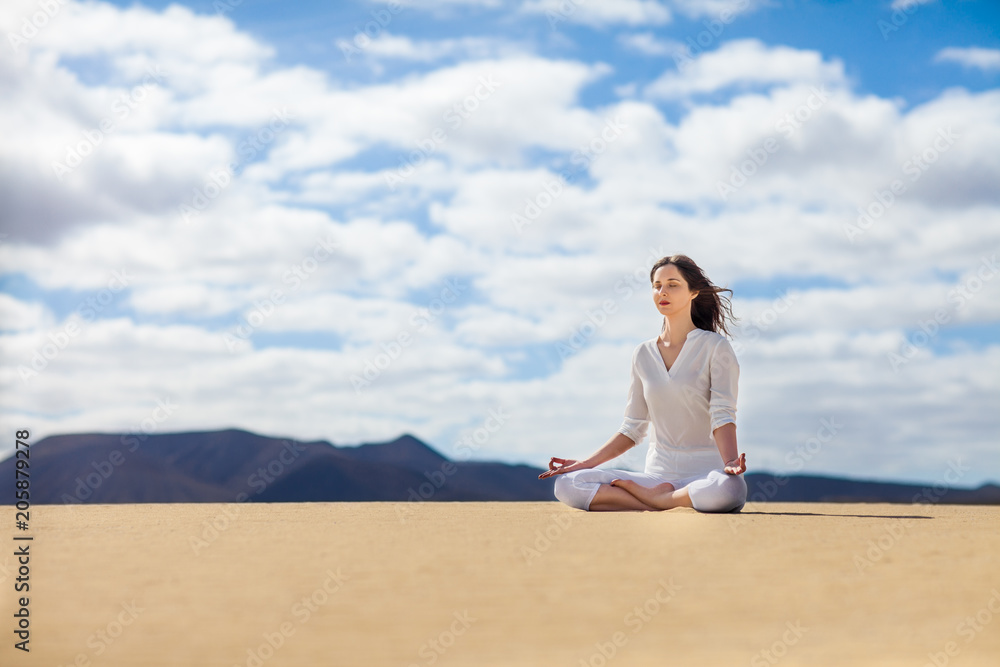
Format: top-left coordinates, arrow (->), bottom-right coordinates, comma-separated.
2,501 -> 999,666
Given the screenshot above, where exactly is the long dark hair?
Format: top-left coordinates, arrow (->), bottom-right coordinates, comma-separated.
649,254 -> 738,338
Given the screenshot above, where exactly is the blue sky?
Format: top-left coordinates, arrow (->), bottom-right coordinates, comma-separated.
1,0 -> 998,487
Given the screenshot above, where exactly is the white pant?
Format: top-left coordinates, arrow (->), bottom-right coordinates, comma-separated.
553,467 -> 747,513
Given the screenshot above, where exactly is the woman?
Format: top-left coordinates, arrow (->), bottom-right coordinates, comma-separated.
539,254 -> 747,513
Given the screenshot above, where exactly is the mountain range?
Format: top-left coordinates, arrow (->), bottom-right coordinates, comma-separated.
2,429 -> 998,506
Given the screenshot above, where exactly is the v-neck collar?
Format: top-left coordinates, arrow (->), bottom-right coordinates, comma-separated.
651,328 -> 702,377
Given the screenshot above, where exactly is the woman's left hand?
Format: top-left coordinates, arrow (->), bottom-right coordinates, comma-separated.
723,452 -> 746,475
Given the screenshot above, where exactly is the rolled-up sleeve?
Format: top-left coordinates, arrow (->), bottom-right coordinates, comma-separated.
618,346 -> 650,445
709,337 -> 740,432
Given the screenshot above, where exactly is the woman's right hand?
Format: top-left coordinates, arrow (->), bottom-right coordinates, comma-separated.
723,452 -> 747,475
538,457 -> 585,479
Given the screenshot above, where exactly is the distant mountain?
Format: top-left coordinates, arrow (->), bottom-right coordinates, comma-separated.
0,429 -> 555,505
744,473 -> 1000,505
1,430 -> 997,505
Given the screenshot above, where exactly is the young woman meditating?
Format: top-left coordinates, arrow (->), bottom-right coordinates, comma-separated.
539,254 -> 747,513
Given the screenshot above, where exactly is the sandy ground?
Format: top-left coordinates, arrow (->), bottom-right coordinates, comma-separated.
2,501 -> 999,666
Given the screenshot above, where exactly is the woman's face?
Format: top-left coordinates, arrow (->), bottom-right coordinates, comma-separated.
651,264 -> 698,318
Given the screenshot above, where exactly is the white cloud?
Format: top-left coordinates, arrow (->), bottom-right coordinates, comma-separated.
934,46 -> 1000,72
618,32 -> 685,57
345,32 -> 517,62
520,0 -> 671,27
0,295 -> 54,332
669,0 -> 761,20
645,38 -> 846,99
379,0 -> 760,26
376,0 -> 505,8
890,0 -> 935,10
1,0 -> 999,486
262,56 -> 611,175
1,2 -> 609,241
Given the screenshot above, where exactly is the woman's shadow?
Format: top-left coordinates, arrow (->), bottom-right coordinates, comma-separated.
736,510 -> 933,519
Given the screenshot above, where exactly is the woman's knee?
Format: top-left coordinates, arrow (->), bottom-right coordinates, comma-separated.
553,472 -> 596,511
691,471 -> 747,513
722,473 -> 748,511
552,474 -> 573,504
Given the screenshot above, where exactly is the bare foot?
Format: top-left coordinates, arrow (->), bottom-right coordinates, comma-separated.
610,479 -> 676,507
609,478 -> 637,492
610,478 -> 675,491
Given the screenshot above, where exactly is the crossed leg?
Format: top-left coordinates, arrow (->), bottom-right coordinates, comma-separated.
609,479 -> 694,510
553,468 -> 671,511
613,470 -> 747,513
587,482 -> 662,511
554,467 -> 746,513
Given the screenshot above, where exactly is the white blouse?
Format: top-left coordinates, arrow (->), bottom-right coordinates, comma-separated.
617,327 -> 740,481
